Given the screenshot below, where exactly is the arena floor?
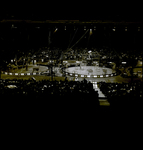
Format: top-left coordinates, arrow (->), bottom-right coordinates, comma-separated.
1,60 -> 142,105
65,66 -> 114,76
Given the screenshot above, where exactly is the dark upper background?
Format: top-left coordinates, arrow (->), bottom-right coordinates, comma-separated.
0,1 -> 142,21
0,2 -> 142,64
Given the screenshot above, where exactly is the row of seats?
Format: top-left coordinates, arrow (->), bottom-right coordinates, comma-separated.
98,81 -> 143,112
0,79 -> 100,116
0,79 -> 99,105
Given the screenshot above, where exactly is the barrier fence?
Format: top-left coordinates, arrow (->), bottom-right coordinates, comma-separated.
1,71 -> 41,76
63,70 -> 118,78
1,70 -> 118,78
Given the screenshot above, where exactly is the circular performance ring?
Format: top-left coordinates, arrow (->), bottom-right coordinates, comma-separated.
63,65 -> 118,78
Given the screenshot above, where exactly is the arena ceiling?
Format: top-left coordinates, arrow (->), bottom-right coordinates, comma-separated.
0,3 -> 142,24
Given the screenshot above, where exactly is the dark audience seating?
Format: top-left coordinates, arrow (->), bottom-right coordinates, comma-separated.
98,81 -> 143,113
0,79 -> 99,116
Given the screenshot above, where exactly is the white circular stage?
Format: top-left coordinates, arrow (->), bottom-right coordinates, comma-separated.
65,66 -> 114,76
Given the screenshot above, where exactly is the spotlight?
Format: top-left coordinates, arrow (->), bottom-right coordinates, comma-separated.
11,24 -> 17,29
125,27 -> 127,31
54,28 -> 58,32
112,27 -> 116,31
90,29 -> 92,35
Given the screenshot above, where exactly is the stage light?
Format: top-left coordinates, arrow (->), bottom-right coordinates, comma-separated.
81,75 -> 84,77
75,74 -> 78,77
137,71 -> 141,73
94,75 -> 97,78
33,73 -> 36,75
100,75 -> 103,77
122,62 -> 126,64
27,73 -> 30,75
11,59 -> 13,63
7,85 -> 17,89
125,27 -> 127,31
84,26 -> 86,30
9,73 -> 12,75
15,73 -> 18,75
112,27 -> 116,31
54,28 -> 58,32
21,73 -> 24,76
90,29 -> 92,35
11,24 -> 17,29
87,75 -> 90,77
106,75 -> 109,77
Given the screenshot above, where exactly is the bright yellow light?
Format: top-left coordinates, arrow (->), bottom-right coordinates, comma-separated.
90,29 -> 92,35
54,28 -> 58,33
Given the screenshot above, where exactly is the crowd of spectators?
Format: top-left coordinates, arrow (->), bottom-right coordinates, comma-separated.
62,48 -> 100,60
63,47 -> 142,66
0,78 -> 99,111
33,48 -> 62,61
98,81 -> 143,111
61,47 -> 142,78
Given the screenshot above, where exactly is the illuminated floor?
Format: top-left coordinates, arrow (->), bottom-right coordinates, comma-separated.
65,66 -> 114,76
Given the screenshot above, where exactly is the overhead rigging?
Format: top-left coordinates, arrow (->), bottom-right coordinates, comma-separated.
70,29 -> 89,49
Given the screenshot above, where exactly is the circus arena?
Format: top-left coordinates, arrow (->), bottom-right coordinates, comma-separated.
0,19 -> 143,118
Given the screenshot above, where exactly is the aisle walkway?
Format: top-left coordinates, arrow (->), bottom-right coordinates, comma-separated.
91,81 -> 105,97
91,81 -> 110,106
